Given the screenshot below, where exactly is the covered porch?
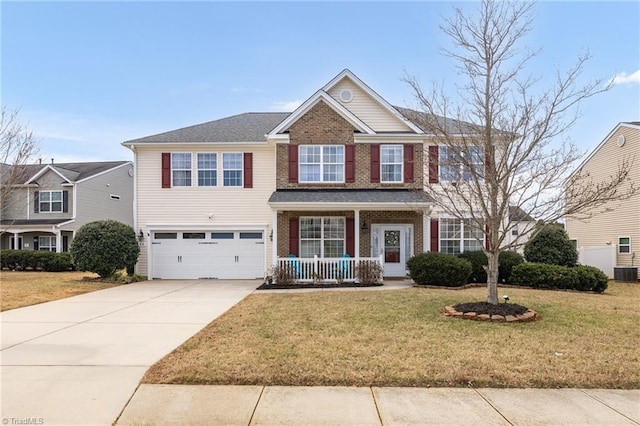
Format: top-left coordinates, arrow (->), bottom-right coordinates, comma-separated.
0,219 -> 74,252
268,189 -> 432,283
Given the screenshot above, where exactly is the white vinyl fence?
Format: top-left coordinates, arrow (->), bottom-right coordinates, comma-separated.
578,245 -> 616,279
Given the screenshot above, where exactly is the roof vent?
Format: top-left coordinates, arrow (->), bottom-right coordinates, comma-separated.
339,89 -> 353,103
617,135 -> 626,147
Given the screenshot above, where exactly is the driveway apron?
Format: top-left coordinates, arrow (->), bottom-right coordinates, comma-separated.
0,279 -> 257,426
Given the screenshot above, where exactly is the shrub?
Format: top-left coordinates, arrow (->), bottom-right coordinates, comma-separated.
70,220 -> 140,278
407,252 -> 472,287
524,223 -> 578,267
455,250 -> 525,284
498,251 -> 525,283
0,250 -> 74,271
273,264 -> 296,285
457,251 -> 488,283
510,263 -> 578,290
574,265 -> 609,293
355,260 -> 384,285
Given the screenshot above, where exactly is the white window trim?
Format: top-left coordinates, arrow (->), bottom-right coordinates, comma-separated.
38,236 -> 56,252
298,145 -> 345,183
222,152 -> 244,187
171,152 -> 192,187
618,236 -> 631,254
439,145 -> 484,183
439,218 -> 485,254
39,190 -> 63,213
380,144 -> 403,183
196,153 -> 218,187
299,216 -> 346,258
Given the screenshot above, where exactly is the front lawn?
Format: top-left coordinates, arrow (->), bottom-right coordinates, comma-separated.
143,282 -> 640,389
0,271 -> 119,311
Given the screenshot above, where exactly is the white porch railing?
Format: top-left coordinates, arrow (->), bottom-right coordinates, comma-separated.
274,255 -> 384,283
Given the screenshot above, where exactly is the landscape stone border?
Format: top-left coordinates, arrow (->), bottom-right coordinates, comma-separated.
443,305 -> 540,323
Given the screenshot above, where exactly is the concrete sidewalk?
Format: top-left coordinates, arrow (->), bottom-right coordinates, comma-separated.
0,280 -> 259,426
117,385 -> 640,425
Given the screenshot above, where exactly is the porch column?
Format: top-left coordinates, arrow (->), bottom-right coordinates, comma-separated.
55,230 -> 62,253
12,232 -> 20,250
354,210 -> 360,261
272,209 -> 278,266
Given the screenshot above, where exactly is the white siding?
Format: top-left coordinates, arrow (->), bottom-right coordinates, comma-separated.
328,79 -> 412,132
134,144 -> 275,275
566,125 -> 640,269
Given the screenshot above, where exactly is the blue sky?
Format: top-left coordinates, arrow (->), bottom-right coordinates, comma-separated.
2,1 -> 639,163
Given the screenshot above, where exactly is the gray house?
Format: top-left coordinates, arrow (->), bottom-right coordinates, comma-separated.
0,161 -> 133,252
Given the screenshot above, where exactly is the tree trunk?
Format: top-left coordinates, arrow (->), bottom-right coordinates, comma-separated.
486,251 -> 499,304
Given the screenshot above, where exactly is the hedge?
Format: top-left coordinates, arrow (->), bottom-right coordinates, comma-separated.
510,263 -> 608,293
407,252 -> 472,287
456,250 -> 525,284
0,250 -> 74,272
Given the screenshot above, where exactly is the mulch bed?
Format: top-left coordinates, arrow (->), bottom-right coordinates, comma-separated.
256,282 -> 383,290
444,302 -> 539,323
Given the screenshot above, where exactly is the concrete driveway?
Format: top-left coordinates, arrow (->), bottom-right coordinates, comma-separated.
0,279 -> 258,426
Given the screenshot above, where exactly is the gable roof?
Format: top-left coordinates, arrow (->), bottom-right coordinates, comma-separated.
2,161 -> 131,185
568,122 -> 640,180
509,206 -> 535,222
123,112 -> 290,145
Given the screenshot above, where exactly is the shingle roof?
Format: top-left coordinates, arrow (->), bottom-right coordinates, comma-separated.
2,161 -> 130,185
268,189 -> 433,204
509,206 -> 535,222
123,112 -> 291,144
0,219 -> 70,226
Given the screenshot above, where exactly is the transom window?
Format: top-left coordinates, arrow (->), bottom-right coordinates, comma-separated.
381,145 -> 403,183
223,153 -> 243,187
440,218 -> 484,254
39,190 -> 63,213
299,145 -> 344,183
300,217 -> 345,258
197,153 -> 217,187
38,236 -> 56,252
172,153 -> 192,187
439,146 -> 484,182
619,237 -> 631,254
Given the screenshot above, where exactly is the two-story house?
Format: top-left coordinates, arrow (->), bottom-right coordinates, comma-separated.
566,122 -> 639,278
0,161 -> 134,253
124,70 -> 492,281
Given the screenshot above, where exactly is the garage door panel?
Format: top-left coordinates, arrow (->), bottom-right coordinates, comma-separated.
151,230 -> 264,280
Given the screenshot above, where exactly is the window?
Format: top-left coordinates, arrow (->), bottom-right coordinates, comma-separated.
440,218 -> 484,254
299,145 -> 344,182
39,191 -> 63,213
439,146 -> 484,182
300,217 -> 345,258
172,153 -> 192,186
223,153 -> 243,187
619,237 -> 631,253
240,232 -> 263,239
182,232 -> 205,239
38,236 -> 56,252
212,232 -> 234,239
110,194 -> 121,200
154,233 -> 177,239
381,145 -> 403,183
197,153 -> 217,186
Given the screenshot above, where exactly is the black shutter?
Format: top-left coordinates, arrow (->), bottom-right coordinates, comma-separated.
34,191 -> 40,213
63,191 -> 69,213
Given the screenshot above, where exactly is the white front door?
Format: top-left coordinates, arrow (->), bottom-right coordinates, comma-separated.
372,225 -> 413,277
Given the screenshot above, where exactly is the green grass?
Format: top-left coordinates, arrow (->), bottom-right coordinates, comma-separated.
143,282 -> 640,388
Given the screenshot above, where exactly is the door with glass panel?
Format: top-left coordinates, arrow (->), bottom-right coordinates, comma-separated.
372,225 -> 413,277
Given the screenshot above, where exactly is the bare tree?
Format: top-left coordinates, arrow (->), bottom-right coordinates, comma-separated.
1,107 -> 39,215
404,0 -> 635,304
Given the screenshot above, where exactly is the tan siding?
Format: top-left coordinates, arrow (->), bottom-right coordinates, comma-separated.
566,125 -> 640,268
135,145 -> 275,275
328,79 -> 412,132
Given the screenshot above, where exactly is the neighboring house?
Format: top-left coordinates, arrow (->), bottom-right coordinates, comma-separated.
505,206 -> 536,253
124,69 -> 508,280
0,161 -> 134,253
566,122 -> 640,277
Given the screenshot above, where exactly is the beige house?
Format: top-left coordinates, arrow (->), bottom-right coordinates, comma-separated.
566,122 -> 640,277
125,70 -> 529,281
0,161 -> 134,252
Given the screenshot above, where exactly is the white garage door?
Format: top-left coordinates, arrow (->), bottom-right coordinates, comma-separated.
151,230 -> 265,279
